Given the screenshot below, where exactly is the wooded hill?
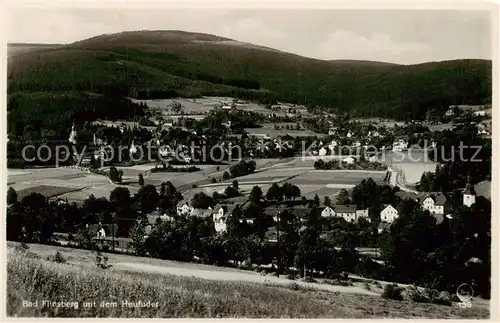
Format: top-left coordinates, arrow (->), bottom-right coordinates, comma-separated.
7,30 -> 491,135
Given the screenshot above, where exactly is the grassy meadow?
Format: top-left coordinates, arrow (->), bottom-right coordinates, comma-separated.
6,244 -> 489,318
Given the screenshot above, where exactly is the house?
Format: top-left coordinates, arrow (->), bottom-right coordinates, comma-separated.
177,201 -> 194,216
342,156 -> 355,165
392,138 -> 408,152
333,205 -> 357,222
79,154 -> 93,167
356,208 -> 370,222
328,140 -> 338,152
212,204 -> 238,233
444,106 -> 457,117
328,127 -> 337,135
318,147 -> 328,156
463,182 -> 476,207
421,193 -> 448,215
321,206 -> 335,218
380,204 -> 399,223
239,218 -> 255,224
158,145 -> 174,157
164,119 -> 174,127
346,131 -> 353,138
190,207 -> 213,218
129,141 -> 138,155
88,223 -> 107,239
473,110 -> 488,117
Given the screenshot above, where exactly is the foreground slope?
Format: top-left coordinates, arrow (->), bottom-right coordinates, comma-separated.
7,243 -> 489,318
8,30 -> 491,122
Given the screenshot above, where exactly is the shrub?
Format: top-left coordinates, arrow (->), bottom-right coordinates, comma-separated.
287,273 -> 297,280
211,177 -> 217,183
192,184 -> 198,188
324,279 -> 354,287
95,251 -> 112,269
20,242 -> 30,250
382,284 -> 404,301
363,282 -> 371,290
407,285 -> 430,303
53,251 -> 67,264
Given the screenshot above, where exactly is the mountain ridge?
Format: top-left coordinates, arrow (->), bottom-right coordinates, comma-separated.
7,30 -> 492,139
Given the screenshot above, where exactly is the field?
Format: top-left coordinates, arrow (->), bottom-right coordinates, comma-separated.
131,96 -> 296,118
7,168 -> 139,203
6,243 -> 489,318
214,158 -> 387,199
244,126 -> 324,138
7,163 -> 229,203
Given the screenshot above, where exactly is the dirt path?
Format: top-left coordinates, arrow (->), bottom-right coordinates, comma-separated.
114,262 -> 379,296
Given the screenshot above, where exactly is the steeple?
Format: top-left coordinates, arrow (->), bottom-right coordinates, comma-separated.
464,175 -> 475,195
129,141 -> 138,154
69,123 -> 78,144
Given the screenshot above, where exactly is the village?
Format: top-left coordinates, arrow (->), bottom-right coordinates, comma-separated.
8,97 -> 492,267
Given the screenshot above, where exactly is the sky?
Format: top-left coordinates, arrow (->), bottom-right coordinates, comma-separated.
4,8 -> 492,65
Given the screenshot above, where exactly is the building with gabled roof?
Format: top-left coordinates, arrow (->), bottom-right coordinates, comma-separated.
463,180 -> 476,207
212,204 -> 239,233
380,204 -> 399,223
422,192 -> 448,215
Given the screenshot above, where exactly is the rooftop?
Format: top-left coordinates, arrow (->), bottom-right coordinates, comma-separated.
333,204 -> 357,213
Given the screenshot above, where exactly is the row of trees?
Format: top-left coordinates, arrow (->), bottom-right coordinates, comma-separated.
7,171 -> 491,298
418,123 -> 492,192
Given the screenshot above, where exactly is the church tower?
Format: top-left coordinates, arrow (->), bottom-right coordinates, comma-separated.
69,123 -> 78,144
463,178 -> 476,207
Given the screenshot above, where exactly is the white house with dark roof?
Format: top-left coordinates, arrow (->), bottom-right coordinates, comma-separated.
463,182 -> 476,207
392,138 -> 408,152
421,192 -> 448,215
333,205 -> 357,222
212,204 -> 238,233
380,204 -> 399,223
321,206 -> 336,218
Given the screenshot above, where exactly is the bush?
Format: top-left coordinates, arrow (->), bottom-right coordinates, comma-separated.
20,242 -> 30,250
363,282 -> 371,290
211,177 -> 217,183
95,251 -> 112,269
324,279 -> 354,287
287,273 -> 297,280
53,251 -> 67,264
192,184 -> 198,188
382,284 -> 404,301
407,285 -> 430,303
